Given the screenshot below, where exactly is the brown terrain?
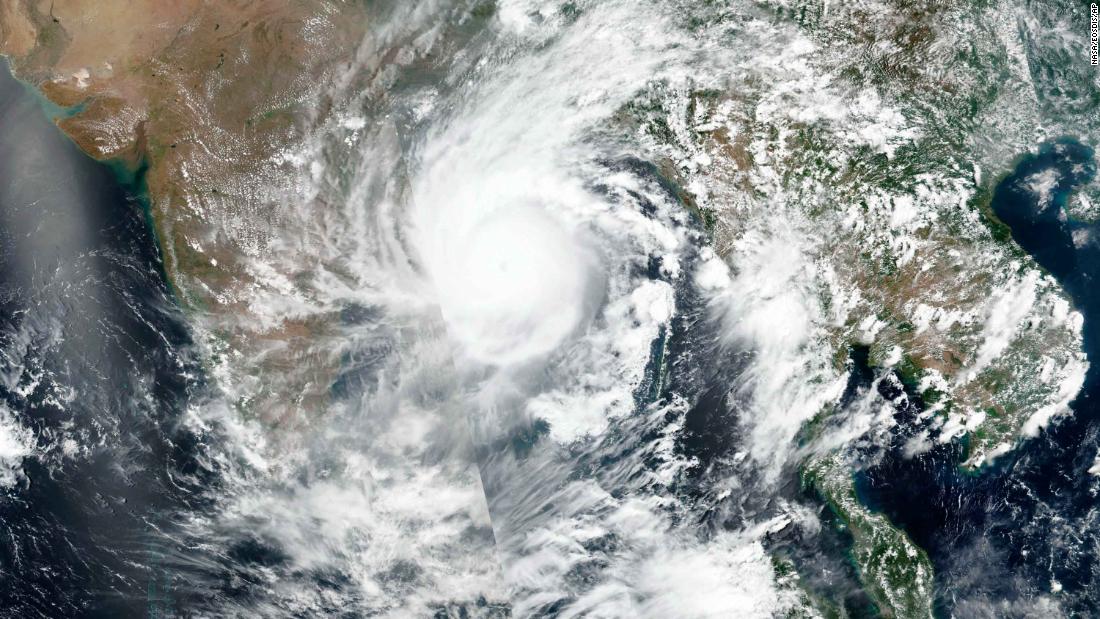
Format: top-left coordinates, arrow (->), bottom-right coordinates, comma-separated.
0,1 -> 370,429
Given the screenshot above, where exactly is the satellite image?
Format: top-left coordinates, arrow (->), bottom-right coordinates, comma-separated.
0,0 -> 1098,617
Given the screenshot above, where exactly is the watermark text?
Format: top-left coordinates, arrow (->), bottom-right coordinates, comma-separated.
1091,3 -> 1098,66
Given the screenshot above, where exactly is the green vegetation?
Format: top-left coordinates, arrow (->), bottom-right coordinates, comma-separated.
803,454 -> 935,619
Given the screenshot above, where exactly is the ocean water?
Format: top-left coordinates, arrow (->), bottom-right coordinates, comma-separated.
854,138 -> 1100,616
0,59 -> 211,617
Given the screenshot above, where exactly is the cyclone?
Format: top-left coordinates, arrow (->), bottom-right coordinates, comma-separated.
412,179 -> 597,365
2,0 -> 1100,617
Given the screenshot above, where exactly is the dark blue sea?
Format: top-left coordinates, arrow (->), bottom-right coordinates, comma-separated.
0,59 -> 218,617
853,138 -> 1100,617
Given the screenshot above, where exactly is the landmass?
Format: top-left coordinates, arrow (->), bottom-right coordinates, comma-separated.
0,0 -> 368,428
803,454 -> 934,618
615,0 -> 1096,612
